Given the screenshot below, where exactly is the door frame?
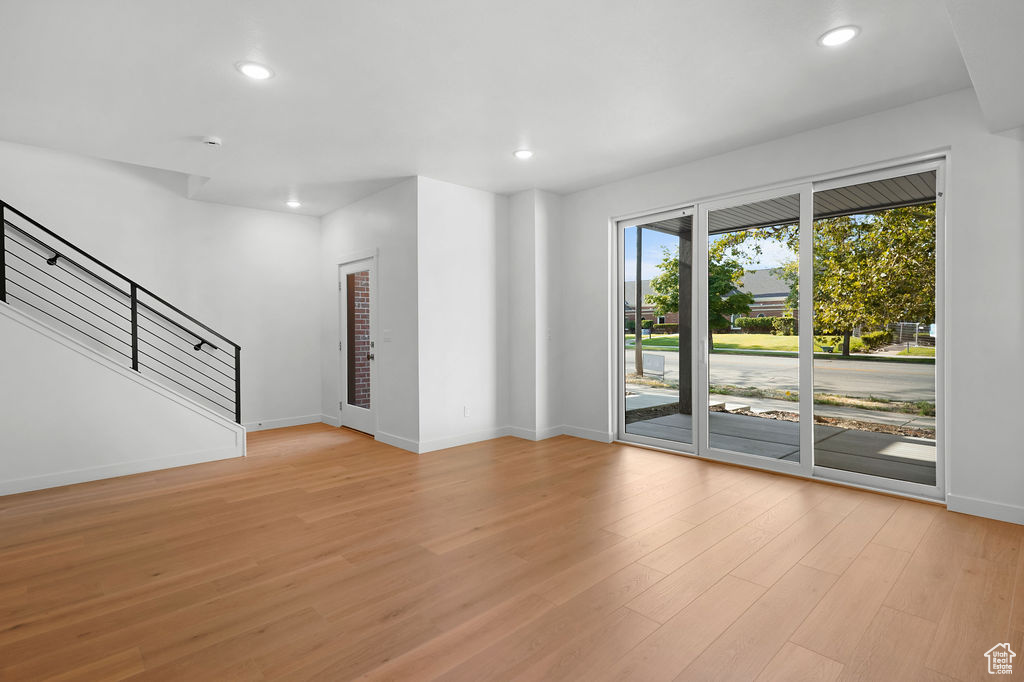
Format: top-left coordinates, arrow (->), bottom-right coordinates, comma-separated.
337,252 -> 378,435
696,182 -> 813,476
615,207 -> 699,455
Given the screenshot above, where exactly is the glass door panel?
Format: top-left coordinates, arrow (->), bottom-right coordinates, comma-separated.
812,169 -> 939,487
704,193 -> 803,463
620,210 -> 694,446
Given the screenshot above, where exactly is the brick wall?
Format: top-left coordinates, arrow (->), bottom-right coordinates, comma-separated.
346,271 -> 371,409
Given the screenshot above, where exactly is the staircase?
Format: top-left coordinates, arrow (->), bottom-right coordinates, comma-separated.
1,200 -> 241,423
0,199 -> 245,495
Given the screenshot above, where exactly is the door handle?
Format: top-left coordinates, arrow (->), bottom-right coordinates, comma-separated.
367,353 -> 375,360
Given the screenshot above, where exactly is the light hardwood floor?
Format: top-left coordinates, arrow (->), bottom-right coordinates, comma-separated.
1,423 -> 1021,681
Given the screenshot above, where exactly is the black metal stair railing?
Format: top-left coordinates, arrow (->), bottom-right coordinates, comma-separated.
0,200 -> 241,424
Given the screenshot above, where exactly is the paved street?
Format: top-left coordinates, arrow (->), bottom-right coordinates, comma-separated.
624,349 -> 935,401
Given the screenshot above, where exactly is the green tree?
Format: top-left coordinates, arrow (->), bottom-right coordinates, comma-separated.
647,246 -> 753,346
708,206 -> 935,356
707,259 -> 755,345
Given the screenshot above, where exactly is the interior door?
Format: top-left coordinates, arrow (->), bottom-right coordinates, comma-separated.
697,184 -> 813,474
339,258 -> 376,435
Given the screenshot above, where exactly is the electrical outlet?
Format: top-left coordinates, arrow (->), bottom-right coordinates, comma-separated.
463,406 -> 470,417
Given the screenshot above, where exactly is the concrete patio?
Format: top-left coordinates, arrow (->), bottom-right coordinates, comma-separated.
625,411 -> 937,485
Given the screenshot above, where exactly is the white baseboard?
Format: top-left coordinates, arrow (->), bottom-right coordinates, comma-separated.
503,426 -> 541,441
501,425 -> 565,441
418,428 -> 510,454
394,424 -> 613,452
243,414 -> 323,432
320,414 -> 341,427
417,424 -> 610,451
0,446 -> 242,496
536,425 -> 564,440
375,430 -> 420,453
947,493 -> 1024,525
557,424 -> 614,443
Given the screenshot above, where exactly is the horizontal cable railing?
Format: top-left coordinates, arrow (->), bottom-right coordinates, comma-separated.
1,200 -> 241,423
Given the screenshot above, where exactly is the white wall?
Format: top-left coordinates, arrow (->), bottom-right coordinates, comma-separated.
534,190 -> 560,437
416,177 -> 508,451
0,140 -> 322,430
0,305 -> 243,494
506,189 -> 561,440
507,190 -> 539,436
319,178 -> 420,448
556,88 -> 1024,522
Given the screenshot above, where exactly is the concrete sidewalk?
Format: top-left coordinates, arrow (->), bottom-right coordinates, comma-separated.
624,386 -> 934,429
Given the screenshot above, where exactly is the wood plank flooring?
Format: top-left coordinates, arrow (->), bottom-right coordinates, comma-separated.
0,423 -> 1021,681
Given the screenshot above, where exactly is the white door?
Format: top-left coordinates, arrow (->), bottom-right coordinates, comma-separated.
339,258 -> 376,434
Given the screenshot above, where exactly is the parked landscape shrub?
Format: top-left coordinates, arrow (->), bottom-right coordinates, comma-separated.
861,330 -> 893,350
625,319 -> 635,332
641,319 -> 653,329
771,316 -> 796,336
735,316 -> 775,334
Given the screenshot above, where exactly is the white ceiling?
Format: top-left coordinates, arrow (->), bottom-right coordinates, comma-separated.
943,0 -> 1024,134
0,0 -> 973,216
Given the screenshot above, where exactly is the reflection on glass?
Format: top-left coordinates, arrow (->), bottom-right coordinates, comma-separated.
707,195 -> 800,460
812,172 -> 937,485
623,214 -> 693,445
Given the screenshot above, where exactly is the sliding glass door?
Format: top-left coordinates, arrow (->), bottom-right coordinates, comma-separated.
810,162 -> 943,493
616,158 -> 943,499
697,185 -> 813,474
618,209 -> 696,450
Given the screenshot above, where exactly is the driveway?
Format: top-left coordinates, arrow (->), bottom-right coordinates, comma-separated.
624,348 -> 935,401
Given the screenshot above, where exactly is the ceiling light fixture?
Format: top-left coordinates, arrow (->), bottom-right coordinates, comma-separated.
818,25 -> 859,47
235,61 -> 274,80
513,149 -> 534,160
286,200 -> 302,208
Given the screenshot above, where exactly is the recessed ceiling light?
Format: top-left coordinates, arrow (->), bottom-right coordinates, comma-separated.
235,61 -> 274,80
818,26 -> 859,47
513,149 -> 534,160
286,200 -> 302,208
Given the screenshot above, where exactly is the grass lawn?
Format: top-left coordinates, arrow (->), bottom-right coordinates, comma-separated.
625,334 -> 681,347
627,333 -> 802,351
713,334 -> 799,352
898,346 -> 936,357
628,333 -> 874,354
